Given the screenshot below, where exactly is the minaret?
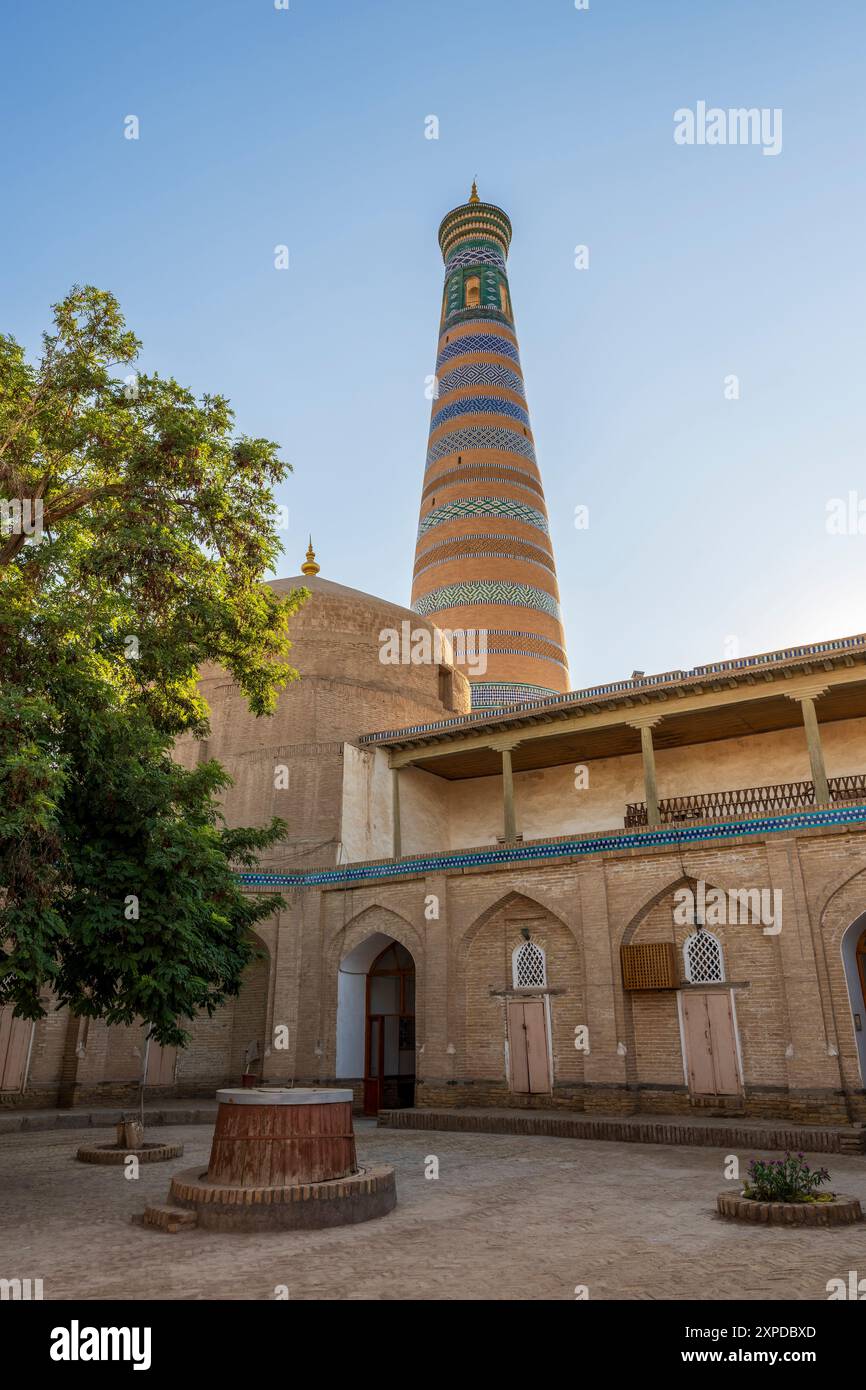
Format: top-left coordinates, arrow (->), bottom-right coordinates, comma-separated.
410,185 -> 569,709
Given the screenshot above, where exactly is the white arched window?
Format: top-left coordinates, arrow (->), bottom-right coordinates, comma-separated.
512,939 -> 547,989
683,930 -> 725,984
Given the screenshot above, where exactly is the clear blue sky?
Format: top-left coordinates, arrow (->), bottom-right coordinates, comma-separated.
3,0 -> 865,688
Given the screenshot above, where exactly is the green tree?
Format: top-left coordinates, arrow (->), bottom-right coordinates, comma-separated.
0,287 -> 305,1045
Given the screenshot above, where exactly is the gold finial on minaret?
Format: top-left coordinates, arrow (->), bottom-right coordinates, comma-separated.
469,179 -> 480,204
301,536 -> 320,576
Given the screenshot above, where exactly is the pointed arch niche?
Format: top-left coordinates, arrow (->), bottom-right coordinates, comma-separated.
336,931 -> 416,1114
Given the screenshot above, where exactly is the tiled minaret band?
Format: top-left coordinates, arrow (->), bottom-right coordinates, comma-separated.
410,184 -> 569,709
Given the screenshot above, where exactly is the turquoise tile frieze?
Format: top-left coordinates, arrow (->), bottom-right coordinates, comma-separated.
471,680 -> 562,705
414,580 -> 561,619
417,496 -> 549,538
236,804 -> 866,890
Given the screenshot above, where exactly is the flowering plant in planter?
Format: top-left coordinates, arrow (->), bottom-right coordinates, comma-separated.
743,1152 -> 833,1203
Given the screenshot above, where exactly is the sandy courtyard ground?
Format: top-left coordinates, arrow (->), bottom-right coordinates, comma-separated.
2,1120 -> 865,1300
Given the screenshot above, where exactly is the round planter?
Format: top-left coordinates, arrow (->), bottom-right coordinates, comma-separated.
76,1141 -> 184,1165
717,1190 -> 863,1227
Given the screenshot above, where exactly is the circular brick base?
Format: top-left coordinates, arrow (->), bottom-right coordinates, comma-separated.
167,1163 -> 396,1231
76,1142 -> 184,1165
717,1191 -> 863,1227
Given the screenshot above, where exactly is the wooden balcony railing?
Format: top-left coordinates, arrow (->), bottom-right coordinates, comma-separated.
624,774 -> 866,829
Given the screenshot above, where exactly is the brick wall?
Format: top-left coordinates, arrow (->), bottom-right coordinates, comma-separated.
10,824 -> 866,1126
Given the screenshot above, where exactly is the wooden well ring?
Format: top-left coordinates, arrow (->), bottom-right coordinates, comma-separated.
207,1088 -> 357,1188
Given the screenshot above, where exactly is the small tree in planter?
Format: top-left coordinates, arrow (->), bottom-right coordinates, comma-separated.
743,1152 -> 833,1204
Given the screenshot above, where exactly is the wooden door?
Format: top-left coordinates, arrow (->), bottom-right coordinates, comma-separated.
681,991 -> 741,1096
507,999 -> 550,1094
363,942 -> 415,1115
0,1009 -> 32,1092
364,1015 -> 384,1116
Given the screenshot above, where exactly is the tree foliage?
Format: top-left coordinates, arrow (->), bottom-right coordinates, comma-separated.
0,287 -> 305,1044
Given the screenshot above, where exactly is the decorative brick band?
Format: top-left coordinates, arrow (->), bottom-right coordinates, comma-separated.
415,554 -> 560,589
414,537 -> 554,581
421,466 -> 544,500
484,630 -> 568,661
423,460 -> 542,494
426,425 -> 537,470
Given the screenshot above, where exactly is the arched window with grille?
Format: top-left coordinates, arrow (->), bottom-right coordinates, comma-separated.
512,939 -> 547,989
464,274 -> 480,308
683,930 -> 725,984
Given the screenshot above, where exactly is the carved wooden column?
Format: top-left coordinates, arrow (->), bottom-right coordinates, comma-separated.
488,737 -> 522,842
787,687 -> 830,806
501,749 -> 516,841
391,765 -> 402,859
628,716 -> 663,828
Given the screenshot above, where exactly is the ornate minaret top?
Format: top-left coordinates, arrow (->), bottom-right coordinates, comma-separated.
437,185 -> 512,265
410,188 -> 569,710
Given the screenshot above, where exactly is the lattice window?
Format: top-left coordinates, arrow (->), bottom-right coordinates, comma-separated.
683,931 -> 725,984
513,939 -> 546,989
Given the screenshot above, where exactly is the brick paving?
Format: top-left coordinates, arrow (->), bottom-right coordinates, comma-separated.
1,1120 -> 865,1300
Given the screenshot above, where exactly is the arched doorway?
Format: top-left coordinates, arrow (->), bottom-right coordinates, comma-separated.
841,916 -> 866,1086
335,932 -> 416,1116
365,941 -> 415,1115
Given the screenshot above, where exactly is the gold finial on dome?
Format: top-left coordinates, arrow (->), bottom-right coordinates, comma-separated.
469,179 -> 480,204
301,536 -> 320,576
